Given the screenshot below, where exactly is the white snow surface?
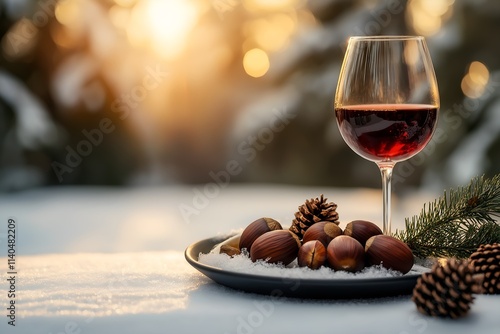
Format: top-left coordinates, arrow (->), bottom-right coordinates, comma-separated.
199,252 -> 429,279
0,185 -> 498,334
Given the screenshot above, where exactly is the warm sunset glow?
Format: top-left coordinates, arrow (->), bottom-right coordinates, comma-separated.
55,0 -> 81,27
126,0 -> 199,60
243,0 -> 300,12
109,5 -> 131,30
461,61 -> 489,99
243,48 -> 270,78
50,24 -> 76,49
246,14 -> 296,52
114,0 -> 136,7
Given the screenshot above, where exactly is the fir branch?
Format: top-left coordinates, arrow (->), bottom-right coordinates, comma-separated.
394,175 -> 500,259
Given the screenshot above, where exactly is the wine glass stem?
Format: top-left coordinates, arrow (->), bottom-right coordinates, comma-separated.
378,163 -> 395,235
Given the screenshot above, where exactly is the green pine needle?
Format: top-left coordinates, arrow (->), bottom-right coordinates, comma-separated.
394,174 -> 500,259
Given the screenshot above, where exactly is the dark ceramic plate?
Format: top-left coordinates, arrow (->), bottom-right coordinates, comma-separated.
185,236 -> 423,299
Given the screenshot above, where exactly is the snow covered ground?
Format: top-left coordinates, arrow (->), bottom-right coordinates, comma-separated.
0,185 -> 429,255
0,185 -> 498,333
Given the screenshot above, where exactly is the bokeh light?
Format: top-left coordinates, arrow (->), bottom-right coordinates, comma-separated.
5,0 -> 495,192
55,0 -> 81,27
406,0 -> 455,36
468,61 -> 490,86
461,61 -> 490,99
243,48 -> 270,78
245,13 -> 297,52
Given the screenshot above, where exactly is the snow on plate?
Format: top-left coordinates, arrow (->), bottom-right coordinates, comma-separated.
198,252 -> 431,280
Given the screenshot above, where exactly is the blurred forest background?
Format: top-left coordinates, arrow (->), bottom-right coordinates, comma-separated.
0,0 -> 499,193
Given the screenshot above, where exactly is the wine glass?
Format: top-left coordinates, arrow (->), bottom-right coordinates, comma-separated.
334,36 -> 439,235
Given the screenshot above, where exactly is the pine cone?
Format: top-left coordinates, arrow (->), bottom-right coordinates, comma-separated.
289,194 -> 339,239
412,259 -> 480,319
470,243 -> 500,294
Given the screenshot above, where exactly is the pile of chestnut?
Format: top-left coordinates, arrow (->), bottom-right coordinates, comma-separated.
222,217 -> 414,274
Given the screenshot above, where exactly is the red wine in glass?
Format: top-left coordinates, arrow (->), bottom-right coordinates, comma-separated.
335,104 -> 438,163
334,36 -> 439,235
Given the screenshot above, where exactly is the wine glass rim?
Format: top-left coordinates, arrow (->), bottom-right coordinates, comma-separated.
349,35 -> 424,41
